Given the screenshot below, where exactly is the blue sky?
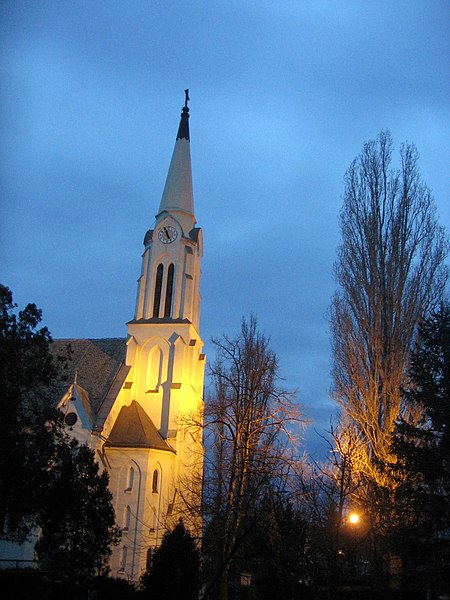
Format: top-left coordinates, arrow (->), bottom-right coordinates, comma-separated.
1,1 -> 449,455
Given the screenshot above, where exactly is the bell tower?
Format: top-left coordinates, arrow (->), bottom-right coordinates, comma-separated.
134,90 -> 202,329
104,92 -> 205,579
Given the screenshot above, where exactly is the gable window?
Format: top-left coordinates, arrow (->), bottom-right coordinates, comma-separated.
153,264 -> 164,317
152,469 -> 159,494
164,263 -> 174,317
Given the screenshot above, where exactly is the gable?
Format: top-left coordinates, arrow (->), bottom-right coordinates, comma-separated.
50,338 -> 128,429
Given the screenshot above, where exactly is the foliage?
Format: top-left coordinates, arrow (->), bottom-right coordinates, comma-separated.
0,285 -> 126,595
140,519 -> 201,600
300,425 -> 362,577
35,442 -> 121,588
90,575 -> 138,600
248,497 -> 310,600
0,284 -> 65,537
201,316 -> 303,600
0,572 -> 139,600
330,131 -> 448,488
391,302 -> 450,592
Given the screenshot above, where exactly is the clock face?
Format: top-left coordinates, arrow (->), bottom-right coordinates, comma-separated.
158,225 -> 178,244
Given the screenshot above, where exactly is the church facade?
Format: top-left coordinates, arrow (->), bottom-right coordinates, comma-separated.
53,95 -> 205,580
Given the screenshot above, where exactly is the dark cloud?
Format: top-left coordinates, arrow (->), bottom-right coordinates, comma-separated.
1,0 -> 448,455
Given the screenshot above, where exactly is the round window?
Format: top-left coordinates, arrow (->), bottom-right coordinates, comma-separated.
64,412 -> 78,427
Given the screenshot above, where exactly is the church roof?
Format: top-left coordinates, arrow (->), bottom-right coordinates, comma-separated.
50,338 -> 128,427
105,400 -> 174,451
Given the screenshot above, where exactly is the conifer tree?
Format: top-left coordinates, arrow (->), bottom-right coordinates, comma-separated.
392,302 -> 450,590
141,519 -> 201,600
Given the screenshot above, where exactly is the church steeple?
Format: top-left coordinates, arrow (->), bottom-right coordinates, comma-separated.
156,90 -> 195,234
134,93 -> 203,329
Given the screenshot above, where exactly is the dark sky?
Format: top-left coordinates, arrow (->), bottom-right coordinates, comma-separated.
1,1 -> 449,455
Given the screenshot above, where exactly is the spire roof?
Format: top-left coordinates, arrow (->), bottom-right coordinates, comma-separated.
176,89 -> 190,140
156,90 -> 195,231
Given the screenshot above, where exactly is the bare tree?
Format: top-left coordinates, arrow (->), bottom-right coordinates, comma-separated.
299,423 -> 362,589
330,131 -> 448,487
201,316 -> 303,600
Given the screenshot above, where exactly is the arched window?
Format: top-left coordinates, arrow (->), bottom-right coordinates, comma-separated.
146,346 -> 162,392
119,546 -> 128,572
125,466 -> 134,492
153,264 -> 164,317
146,547 -> 153,571
164,263 -> 174,317
123,505 -> 131,531
152,469 -> 159,494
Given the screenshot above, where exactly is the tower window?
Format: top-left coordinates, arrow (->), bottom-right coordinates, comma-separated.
125,466 -> 134,492
152,469 -> 159,494
153,264 -> 164,317
146,346 -> 162,392
164,263 -> 174,317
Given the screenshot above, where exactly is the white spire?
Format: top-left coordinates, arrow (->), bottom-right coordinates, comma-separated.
156,90 -> 196,234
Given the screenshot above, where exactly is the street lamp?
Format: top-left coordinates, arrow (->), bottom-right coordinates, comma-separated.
348,512 -> 360,525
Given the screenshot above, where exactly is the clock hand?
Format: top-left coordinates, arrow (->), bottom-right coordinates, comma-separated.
165,228 -> 171,240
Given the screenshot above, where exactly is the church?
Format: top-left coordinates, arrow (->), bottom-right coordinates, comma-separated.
52,92 -> 205,580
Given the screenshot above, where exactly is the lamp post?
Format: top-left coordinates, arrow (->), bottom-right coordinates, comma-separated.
346,512 -> 362,580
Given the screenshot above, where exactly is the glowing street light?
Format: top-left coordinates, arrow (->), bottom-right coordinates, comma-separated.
348,512 -> 360,525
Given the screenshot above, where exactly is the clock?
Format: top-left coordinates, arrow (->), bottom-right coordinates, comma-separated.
158,225 -> 178,244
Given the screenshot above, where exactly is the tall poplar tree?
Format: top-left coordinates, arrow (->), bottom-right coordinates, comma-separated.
330,131 -> 448,486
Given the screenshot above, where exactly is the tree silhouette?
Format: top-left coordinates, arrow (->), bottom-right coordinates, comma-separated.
141,519 -> 200,600
35,442 -> 121,589
201,316 -> 303,600
0,284 -> 64,538
392,302 -> 450,593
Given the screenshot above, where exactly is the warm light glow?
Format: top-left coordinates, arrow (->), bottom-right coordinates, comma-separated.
348,512 -> 360,524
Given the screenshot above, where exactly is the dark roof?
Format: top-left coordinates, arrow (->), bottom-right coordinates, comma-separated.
50,338 -> 127,420
189,227 -> 201,243
143,228 -> 154,246
105,401 -> 174,451
176,105 -> 190,141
